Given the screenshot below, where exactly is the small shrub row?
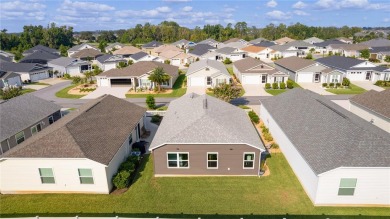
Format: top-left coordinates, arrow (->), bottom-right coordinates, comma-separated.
322,83 -> 342,88
112,155 -> 141,189
248,111 -> 259,124
260,125 -> 273,141
265,82 -> 287,90
79,88 -> 96,92
151,114 -> 162,124
374,80 -> 390,87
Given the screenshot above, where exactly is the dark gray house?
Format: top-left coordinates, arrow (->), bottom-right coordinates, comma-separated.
20,50 -> 61,65
22,45 -> 60,57
149,93 -> 265,176
0,60 -> 53,82
0,94 -> 62,155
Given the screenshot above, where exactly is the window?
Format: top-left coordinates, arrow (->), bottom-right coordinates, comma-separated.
207,77 -> 212,85
161,80 -> 169,86
78,168 -> 94,184
167,152 -> 189,168
39,168 -> 55,184
15,131 -> 25,144
31,123 -> 42,135
243,153 -> 255,169
128,134 -> 133,145
338,178 -> 357,196
207,153 -> 218,169
48,116 -> 54,124
331,75 -> 338,83
216,78 -> 226,85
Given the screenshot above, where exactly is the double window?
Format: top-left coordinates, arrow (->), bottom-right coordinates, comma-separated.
207,153 -> 218,169
207,77 -> 212,85
167,152 -> 189,168
31,123 -> 42,135
78,168 -> 94,184
243,153 -> 255,169
15,131 -> 25,144
338,178 -> 357,196
39,168 -> 55,184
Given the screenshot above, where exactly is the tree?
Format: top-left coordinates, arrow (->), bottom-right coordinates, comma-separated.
309,48 -> 315,53
128,60 -> 134,65
98,41 -> 108,53
305,53 -> 313,59
212,83 -> 242,102
84,71 -> 93,83
223,58 -> 232,64
59,44 -> 69,56
0,87 -> 22,100
146,95 -> 156,109
385,55 -> 390,63
117,61 -> 128,69
360,49 -> 370,59
148,67 -> 171,92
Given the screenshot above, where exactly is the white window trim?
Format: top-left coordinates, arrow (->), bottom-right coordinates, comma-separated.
31,123 -> 41,135
243,152 -> 255,169
15,131 -> 25,145
78,168 -> 95,185
338,178 -> 357,196
38,167 -> 56,184
166,152 -> 190,169
207,152 -> 218,169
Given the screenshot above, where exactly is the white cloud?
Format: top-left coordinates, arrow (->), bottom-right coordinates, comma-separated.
224,19 -> 236,24
0,0 -> 46,20
162,0 -> 191,2
182,6 -> 193,12
293,10 -> 309,16
315,0 -> 337,9
61,0 -> 114,11
315,0 -> 385,10
156,6 -> 171,13
339,0 -> 369,8
266,0 -> 278,8
205,19 -> 220,25
223,7 -> 236,12
266,10 -> 291,20
293,1 -> 307,9
384,18 -> 390,22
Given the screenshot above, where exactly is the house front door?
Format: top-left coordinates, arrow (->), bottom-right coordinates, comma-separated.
365,72 -> 372,80
261,75 -> 267,83
314,73 -> 321,83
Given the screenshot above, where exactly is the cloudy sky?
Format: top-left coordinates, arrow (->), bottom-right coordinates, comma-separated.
0,0 -> 389,32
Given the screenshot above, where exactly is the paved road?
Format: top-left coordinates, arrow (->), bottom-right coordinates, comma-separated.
31,82 -> 355,108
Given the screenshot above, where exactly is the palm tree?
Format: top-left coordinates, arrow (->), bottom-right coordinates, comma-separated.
148,67 -> 171,92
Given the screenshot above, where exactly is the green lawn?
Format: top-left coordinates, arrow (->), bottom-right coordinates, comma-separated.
126,74 -> 187,98
0,88 -> 36,100
27,82 -> 51,86
55,84 -> 86,99
1,154 -> 387,217
326,84 -> 366,95
226,66 -> 234,75
266,89 -> 288,96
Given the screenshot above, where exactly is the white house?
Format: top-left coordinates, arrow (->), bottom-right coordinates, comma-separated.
129,52 -> 163,63
0,95 -> 146,194
260,89 -> 390,206
0,71 -> 22,88
186,59 -> 231,87
0,61 -> 52,82
269,45 -> 304,59
68,43 -> 100,57
48,57 -> 91,77
96,54 -> 126,71
240,45 -> 274,62
214,47 -> 247,62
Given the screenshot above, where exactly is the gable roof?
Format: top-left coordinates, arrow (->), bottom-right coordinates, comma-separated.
142,41 -> 163,48
149,94 -> 265,150
0,60 -> 51,73
71,49 -> 103,59
260,89 -> 390,175
172,39 -> 190,46
198,38 -> 219,45
96,54 -> 124,63
274,56 -> 316,72
186,59 -> 230,77
153,44 -> 182,54
274,37 -> 295,45
350,89 -> 390,119
23,45 -> 59,56
241,45 -> 267,53
215,47 -> 242,55
249,37 -> 268,44
360,38 -> 390,47
188,44 -> 215,56
0,55 -> 12,62
130,51 -> 149,61
68,43 -> 98,52
369,46 -> 390,53
316,56 -> 364,71
304,37 -> 324,44
253,41 -> 276,48
234,57 -> 282,75
20,50 -> 61,63
48,57 -> 89,67
0,71 -> 20,80
314,39 -> 345,47
284,40 -> 314,48
159,50 -> 182,59
328,44 -> 369,51
221,41 -> 249,49
2,95 -> 146,165
0,94 -> 61,142
99,61 -> 178,78
269,44 -> 299,52
223,38 -> 244,44
105,42 -> 124,50
113,46 -> 142,55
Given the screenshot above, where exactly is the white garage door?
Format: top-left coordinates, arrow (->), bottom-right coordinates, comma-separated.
190,77 -> 205,86
30,72 -> 48,82
98,78 -> 110,87
297,73 -> 313,83
171,59 -> 181,66
242,75 -> 261,85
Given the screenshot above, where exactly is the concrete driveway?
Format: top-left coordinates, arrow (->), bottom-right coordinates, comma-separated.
352,81 -> 384,92
242,84 -> 271,96
186,86 -> 206,95
81,86 -> 130,99
299,83 -> 334,95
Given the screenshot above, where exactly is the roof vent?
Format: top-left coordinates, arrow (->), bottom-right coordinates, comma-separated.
261,64 -> 264,68
205,67 -> 209,71
203,98 -> 208,109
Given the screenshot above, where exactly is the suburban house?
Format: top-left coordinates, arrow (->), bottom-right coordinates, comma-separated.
96,61 -> 178,89
259,89 -> 390,206
0,95 -> 146,194
23,45 -> 60,57
187,44 -> 216,59
283,41 -> 316,54
240,45 -> 274,61
129,51 -> 163,63
19,50 -> 61,65
349,89 -> 390,133
70,49 -> 103,61
141,41 -> 163,55
158,50 -> 194,66
105,43 -> 124,52
67,43 -> 99,57
152,44 -> 182,56
253,41 -> 276,48
275,56 -> 343,83
248,37 -> 268,45
304,37 -> 324,44
48,57 -> 91,77
269,44 -> 304,58
360,38 -> 390,48
214,47 -> 247,62
96,54 -> 126,71
326,44 -> 369,57
221,41 -> 250,49
0,94 -> 61,155
112,46 -> 142,58
0,50 -> 15,62
274,37 -> 295,45
197,38 -> 222,48
314,39 -> 345,54
233,57 -> 288,85
369,46 -> 390,61
149,93 -> 266,176
172,39 -> 196,49
0,70 -> 22,88
186,59 -> 231,87
316,56 -> 389,83
0,61 -> 53,82
336,37 -> 353,44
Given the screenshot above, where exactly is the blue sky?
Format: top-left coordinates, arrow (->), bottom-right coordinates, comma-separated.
0,0 -> 389,32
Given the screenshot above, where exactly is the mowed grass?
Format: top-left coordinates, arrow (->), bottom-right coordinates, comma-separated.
1,154 -> 388,217
0,88 -> 36,100
55,84 -> 86,99
326,84 -> 366,95
266,89 -> 288,96
126,74 -> 187,98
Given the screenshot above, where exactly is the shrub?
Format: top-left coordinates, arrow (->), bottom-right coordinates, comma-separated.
72,76 -> 82,84
272,82 -> 278,89
156,106 -> 168,111
329,82 -> 335,88
305,53 -> 313,59
151,114 -> 162,124
112,170 -> 131,189
146,95 -> 156,109
287,80 -> 294,89
248,111 -> 259,124
271,143 -> 279,149
265,83 -> 271,89
322,83 -> 328,87
336,83 -> 341,88
63,73 -> 71,79
342,77 -> 350,87
238,105 -> 250,109
264,133 -> 273,141
119,161 -> 136,172
279,82 -> 286,89
0,87 -> 22,100
262,127 -> 269,134
223,58 -> 232,64
164,60 -> 170,64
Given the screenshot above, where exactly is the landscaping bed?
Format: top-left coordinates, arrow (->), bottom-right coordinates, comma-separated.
55,84 -> 87,99
325,83 -> 366,95
68,84 -> 97,95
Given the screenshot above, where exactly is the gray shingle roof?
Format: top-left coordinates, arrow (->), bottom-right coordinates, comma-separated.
215,47 -> 238,54
99,61 -> 178,78
360,38 -> 390,47
198,38 -> 219,45
96,54 -> 124,63
23,45 -> 59,56
0,71 -> 20,80
20,50 -> 60,64
68,43 -> 98,52
0,94 -> 61,142
314,39 -> 345,47
188,44 -> 215,56
253,41 -> 276,47
142,41 -> 162,48
274,56 -> 316,72
130,51 -> 148,61
172,39 -> 190,46
249,37 -> 268,44
0,55 -> 12,62
2,95 -> 146,165
0,61 -> 51,73
234,57 -> 282,75
260,89 -> 390,174
284,40 -> 314,48
370,46 -> 390,53
186,59 -> 230,77
149,94 -> 265,150
48,57 -> 89,67
350,89 -> 390,119
316,56 -> 366,71
304,37 -> 324,44
70,49 -> 103,59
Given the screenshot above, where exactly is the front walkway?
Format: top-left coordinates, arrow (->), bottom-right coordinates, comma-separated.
186,86 -> 206,95
299,83 -> 335,95
141,116 -> 159,153
353,81 -> 384,92
242,84 -> 271,96
81,86 -> 130,99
